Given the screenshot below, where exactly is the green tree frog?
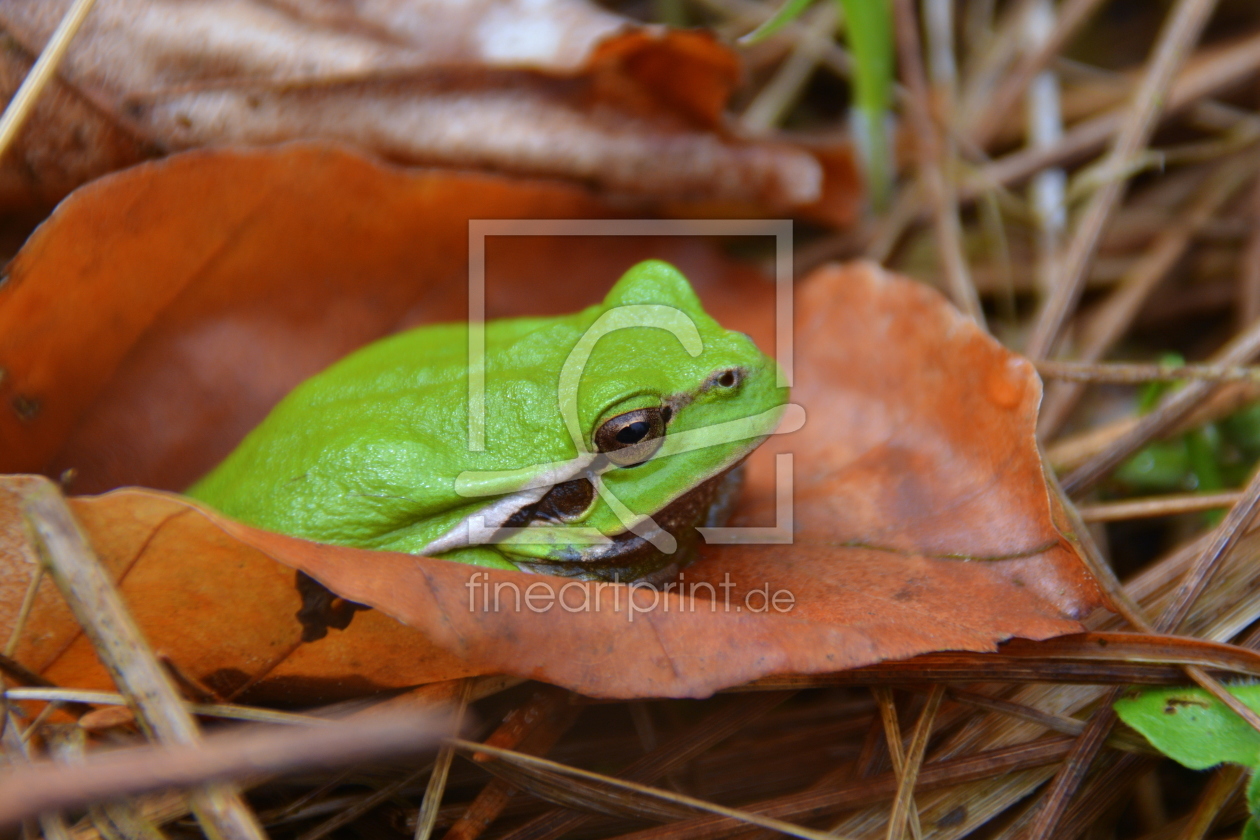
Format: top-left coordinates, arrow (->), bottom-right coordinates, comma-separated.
188,260 -> 789,582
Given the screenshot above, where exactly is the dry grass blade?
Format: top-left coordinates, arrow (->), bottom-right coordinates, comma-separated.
1076,491 -> 1241,521
1242,178 -> 1260,324
885,686 -> 943,840
1044,464 -> 1153,630
1018,687 -> 1122,840
498,691 -> 792,840
891,0 -> 984,327
942,688 -> 1152,753
442,689 -> 580,840
0,713 -> 448,831
1,712 -> 74,840
608,737 -> 1078,840
415,679 -> 475,840
4,687 -> 328,726
296,766 -> 433,840
1037,155 -> 1259,436
3,563 -> 42,658
963,0 -> 1104,147
1062,315 -> 1260,494
966,31 -> 1260,200
1178,764 -> 1247,840
452,739 -> 845,840
1025,0 -> 1221,359
872,688 -> 923,840
20,476 -> 265,840
1157,461 -> 1260,634
0,651 -> 55,688
1025,0 -> 1068,298
0,0 -> 98,160
1048,377 -> 1260,474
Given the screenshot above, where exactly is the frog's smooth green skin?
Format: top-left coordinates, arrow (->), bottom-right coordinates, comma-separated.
188,260 -> 790,581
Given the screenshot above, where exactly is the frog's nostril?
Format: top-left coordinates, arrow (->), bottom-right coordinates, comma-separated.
716,369 -> 741,388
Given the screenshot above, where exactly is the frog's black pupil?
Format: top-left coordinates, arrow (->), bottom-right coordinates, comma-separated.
616,421 -> 650,444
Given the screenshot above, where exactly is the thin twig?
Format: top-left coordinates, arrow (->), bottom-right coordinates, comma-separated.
965,29 -> 1260,204
1037,156 -> 1260,437
1177,764 -> 1247,840
872,688 -> 922,840
1024,0 -> 1222,359
740,4 -> 836,133
1042,465 -> 1152,631
298,767 -> 432,840
964,0 -> 1105,147
1025,688 -> 1123,840
1062,316 -> 1260,495
0,713 -> 447,832
884,686 -> 943,840
1241,176 -> 1260,326
1024,0 -> 1067,300
21,477 -> 266,840
0,0 -> 98,161
1077,491 -> 1241,522
1036,359 -> 1260,384
4,688 -> 330,727
892,0 -> 985,326
1158,462 -> 1260,634
414,679 -> 474,840
456,739 -> 848,840
3,566 -> 43,658
496,691 -> 792,840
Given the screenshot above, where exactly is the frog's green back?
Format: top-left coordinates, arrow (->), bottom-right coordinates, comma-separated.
188,260 -> 785,561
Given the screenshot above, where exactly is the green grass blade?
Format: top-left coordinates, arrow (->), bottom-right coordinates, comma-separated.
836,0 -> 893,209
737,0 -> 818,45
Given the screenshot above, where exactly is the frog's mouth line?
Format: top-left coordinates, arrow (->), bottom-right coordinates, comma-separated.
505,464 -> 745,583
420,404 -> 801,571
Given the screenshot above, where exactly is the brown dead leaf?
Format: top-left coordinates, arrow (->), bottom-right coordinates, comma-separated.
0,144 -> 779,492
0,145 -> 1103,700
0,0 -> 856,222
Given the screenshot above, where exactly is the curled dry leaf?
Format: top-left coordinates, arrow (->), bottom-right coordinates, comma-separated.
0,145 -> 1102,700
0,0 -> 856,222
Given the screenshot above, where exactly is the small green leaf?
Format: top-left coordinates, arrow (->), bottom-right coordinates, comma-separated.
1114,684 -> 1260,769
1114,439 -> 1192,492
737,0 -> 818,45
1224,402 -> 1260,455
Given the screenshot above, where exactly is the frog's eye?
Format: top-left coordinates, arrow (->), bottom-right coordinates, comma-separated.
712,368 -> 742,389
595,407 -> 667,467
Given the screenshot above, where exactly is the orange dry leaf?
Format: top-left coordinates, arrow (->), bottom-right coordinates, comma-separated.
0,145 -> 1103,700
0,0 -> 856,222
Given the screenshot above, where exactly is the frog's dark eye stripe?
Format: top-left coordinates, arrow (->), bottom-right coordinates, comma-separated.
595,407 -> 666,467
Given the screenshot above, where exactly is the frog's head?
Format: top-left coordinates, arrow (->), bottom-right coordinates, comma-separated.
493,260 -> 789,578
